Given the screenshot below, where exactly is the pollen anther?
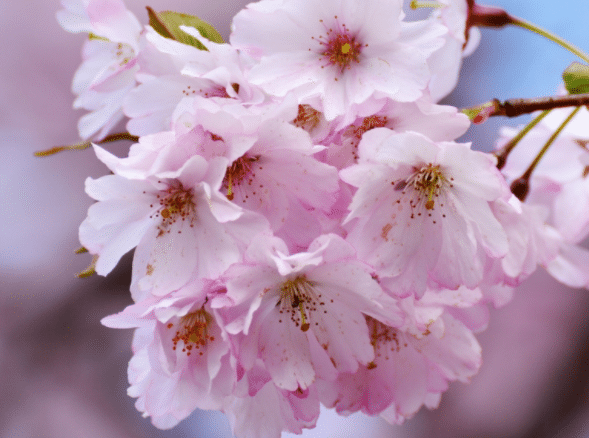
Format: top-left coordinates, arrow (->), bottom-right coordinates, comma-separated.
278,276 -> 319,332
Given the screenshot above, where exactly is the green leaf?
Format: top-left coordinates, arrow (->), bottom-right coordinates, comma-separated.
563,62 -> 589,95
146,7 -> 224,50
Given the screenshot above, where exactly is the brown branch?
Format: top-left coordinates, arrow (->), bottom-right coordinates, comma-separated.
464,93 -> 589,124
491,94 -> 589,117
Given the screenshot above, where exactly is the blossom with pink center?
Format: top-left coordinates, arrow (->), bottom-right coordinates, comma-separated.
219,118 -> 340,250
102,280 -> 235,429
318,287 -> 482,423
230,0 -> 447,120
79,152 -> 269,298
341,129 -> 509,296
326,97 -> 470,169
221,234 -> 403,392
57,0 -> 142,139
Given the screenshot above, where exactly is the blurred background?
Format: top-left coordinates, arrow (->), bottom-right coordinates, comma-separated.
1,0 -> 589,437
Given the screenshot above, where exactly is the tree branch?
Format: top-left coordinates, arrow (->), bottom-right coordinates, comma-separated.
464,93 -> 589,123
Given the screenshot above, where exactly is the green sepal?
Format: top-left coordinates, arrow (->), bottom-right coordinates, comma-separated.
563,62 -> 589,95
146,7 -> 224,50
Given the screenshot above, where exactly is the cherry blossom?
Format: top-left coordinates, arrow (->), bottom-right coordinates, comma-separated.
124,26 -> 267,136
57,0 -> 142,139
222,234 -> 403,392
230,0 -> 447,120
318,287 -> 483,423
79,152 -> 269,298
102,280 -> 235,428
225,363 -> 321,438
341,129 -> 509,296
325,97 -> 470,169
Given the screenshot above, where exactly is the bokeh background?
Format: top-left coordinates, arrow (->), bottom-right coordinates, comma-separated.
2,0 -> 589,437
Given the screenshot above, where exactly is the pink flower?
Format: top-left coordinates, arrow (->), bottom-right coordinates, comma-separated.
226,363 -> 320,438
319,288 -> 482,424
497,109 -> 589,287
341,129 -> 509,296
222,234 -> 403,392
101,280 -> 235,428
79,151 -> 269,298
124,26 -> 267,136
427,0 -> 481,100
325,97 -> 470,169
230,0 -> 446,120
57,0 -> 142,139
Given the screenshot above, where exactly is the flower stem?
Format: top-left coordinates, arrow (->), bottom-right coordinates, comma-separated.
495,109 -> 551,169
510,17 -> 589,65
35,132 -> 139,157
510,106 -> 581,201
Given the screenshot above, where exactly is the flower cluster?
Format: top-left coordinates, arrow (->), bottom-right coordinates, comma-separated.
58,0 -> 589,436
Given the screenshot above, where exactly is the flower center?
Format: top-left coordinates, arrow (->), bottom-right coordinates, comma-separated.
365,316 -> 407,369
277,276 -> 323,332
314,17 -> 364,74
149,180 -> 196,236
345,115 -> 389,159
168,308 -> 215,356
395,163 -> 449,212
293,104 -> 322,132
113,42 -> 135,67
222,154 -> 261,200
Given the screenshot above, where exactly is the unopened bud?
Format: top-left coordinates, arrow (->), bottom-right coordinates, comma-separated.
510,177 -> 529,201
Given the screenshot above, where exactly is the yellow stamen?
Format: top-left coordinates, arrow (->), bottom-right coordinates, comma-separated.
410,0 -> 444,9
341,43 -> 351,54
226,173 -> 234,200
299,302 -> 310,332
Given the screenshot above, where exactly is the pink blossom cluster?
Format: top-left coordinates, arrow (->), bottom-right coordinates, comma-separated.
57,0 -> 589,435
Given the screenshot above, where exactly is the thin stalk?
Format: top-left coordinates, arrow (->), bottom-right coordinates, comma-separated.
510,17 -> 589,65
495,109 -> 551,169
511,106 -> 581,201
524,106 -> 581,178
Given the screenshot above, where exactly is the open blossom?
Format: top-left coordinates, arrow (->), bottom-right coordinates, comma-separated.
222,234 -> 403,392
80,151 -> 269,298
341,129 -> 509,296
102,280 -> 235,428
319,287 -> 483,424
499,108 -> 589,242
57,0 -> 142,139
231,0 -> 446,120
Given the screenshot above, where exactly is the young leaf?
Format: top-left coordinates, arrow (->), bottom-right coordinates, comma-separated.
146,7 -> 224,50
563,62 -> 589,95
